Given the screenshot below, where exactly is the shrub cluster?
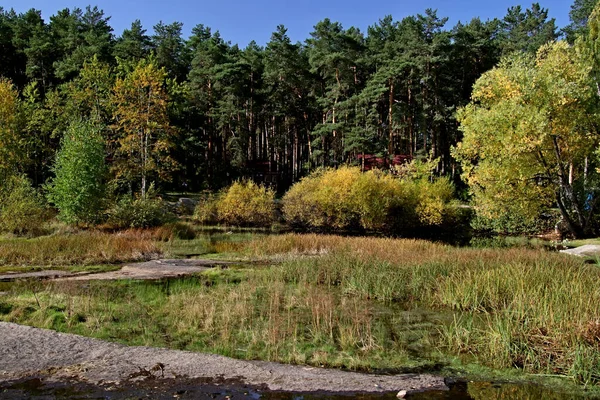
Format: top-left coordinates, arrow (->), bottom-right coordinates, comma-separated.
107,193 -> 173,229
0,175 -> 49,236
194,181 -> 276,227
282,166 -> 460,234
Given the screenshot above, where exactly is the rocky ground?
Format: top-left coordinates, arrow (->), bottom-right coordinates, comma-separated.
0,322 -> 447,397
0,259 -> 232,282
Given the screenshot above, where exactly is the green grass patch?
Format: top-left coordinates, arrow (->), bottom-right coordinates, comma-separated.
563,238 -> 600,248
164,233 -> 264,259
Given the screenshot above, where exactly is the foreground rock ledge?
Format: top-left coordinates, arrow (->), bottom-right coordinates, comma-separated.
0,322 -> 446,393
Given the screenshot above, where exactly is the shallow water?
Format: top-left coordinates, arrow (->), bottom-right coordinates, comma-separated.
0,377 -> 593,399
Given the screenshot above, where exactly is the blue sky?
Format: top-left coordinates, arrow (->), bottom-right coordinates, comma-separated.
3,1 -> 573,47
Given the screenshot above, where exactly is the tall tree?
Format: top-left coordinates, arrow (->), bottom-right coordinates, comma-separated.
152,21 -> 188,82
307,19 -> 365,166
564,0 -> 600,43
52,6 -> 113,81
10,9 -> 55,90
112,60 -> 175,197
499,3 -> 558,55
0,8 -> 19,83
455,42 -> 599,237
0,78 -> 23,180
264,25 -> 314,181
113,20 -> 152,64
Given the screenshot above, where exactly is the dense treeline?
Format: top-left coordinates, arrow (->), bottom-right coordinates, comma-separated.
0,2 -> 569,192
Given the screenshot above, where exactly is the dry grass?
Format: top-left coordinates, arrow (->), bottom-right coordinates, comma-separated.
0,231 -> 161,266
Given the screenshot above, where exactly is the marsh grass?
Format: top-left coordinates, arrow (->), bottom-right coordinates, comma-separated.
0,231 -> 161,266
2,233 -> 600,388
243,234 -> 600,384
0,273 -> 434,372
165,232 -> 262,259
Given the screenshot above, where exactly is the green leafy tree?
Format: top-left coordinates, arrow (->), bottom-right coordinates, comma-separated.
0,78 -> 23,181
46,118 -> 106,224
62,55 -> 113,122
454,42 -> 598,237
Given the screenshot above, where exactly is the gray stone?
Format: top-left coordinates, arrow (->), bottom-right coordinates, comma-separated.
177,198 -> 198,215
560,245 -> 600,257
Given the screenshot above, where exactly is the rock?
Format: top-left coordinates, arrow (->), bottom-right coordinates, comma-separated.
397,390 -> 407,398
560,245 -> 600,257
177,198 -> 198,215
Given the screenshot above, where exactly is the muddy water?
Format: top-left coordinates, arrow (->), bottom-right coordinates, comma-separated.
0,377 -> 591,399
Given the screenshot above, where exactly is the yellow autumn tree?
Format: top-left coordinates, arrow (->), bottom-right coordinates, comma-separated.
0,78 -> 23,181
112,59 -> 176,197
454,41 -> 598,237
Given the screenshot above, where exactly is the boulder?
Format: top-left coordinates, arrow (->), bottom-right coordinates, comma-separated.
560,245 -> 600,257
177,197 -> 198,215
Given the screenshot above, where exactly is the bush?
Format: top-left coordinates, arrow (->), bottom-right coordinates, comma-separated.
0,175 -> 49,236
282,166 -> 458,234
193,194 -> 220,225
413,178 -> 455,226
281,169 -> 329,229
352,170 -> 416,231
152,222 -> 197,241
215,181 -> 276,227
283,167 -> 411,231
107,189 -> 173,229
470,209 -> 560,236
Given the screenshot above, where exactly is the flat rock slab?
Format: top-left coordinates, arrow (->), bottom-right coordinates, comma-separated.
58,259 -> 231,281
0,322 -> 446,393
0,270 -> 74,282
560,245 -> 600,257
0,259 -> 231,282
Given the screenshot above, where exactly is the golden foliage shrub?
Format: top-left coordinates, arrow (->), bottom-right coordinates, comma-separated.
283,167 -> 362,230
215,180 -> 276,227
282,166 -> 457,233
414,178 -> 455,226
193,194 -> 219,225
0,175 -> 50,236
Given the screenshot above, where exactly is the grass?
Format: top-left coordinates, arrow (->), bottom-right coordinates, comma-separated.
1,233 -> 600,395
164,232 -> 262,259
563,238 -> 600,248
0,231 -> 162,266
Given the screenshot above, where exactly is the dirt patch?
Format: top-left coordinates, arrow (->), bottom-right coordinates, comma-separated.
0,322 -> 446,393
